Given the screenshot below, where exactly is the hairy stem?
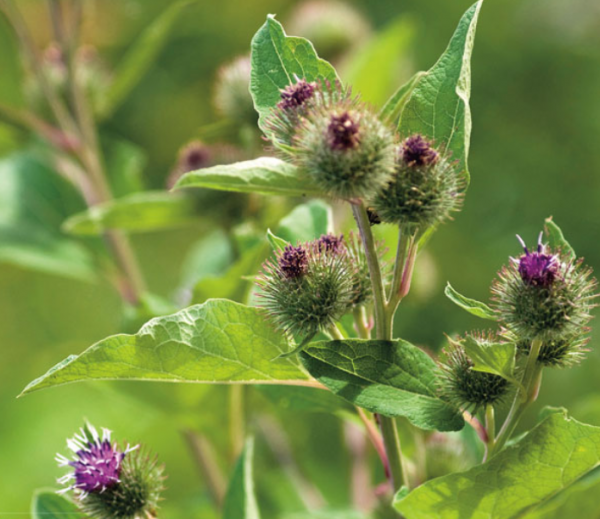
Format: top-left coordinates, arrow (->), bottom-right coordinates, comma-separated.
352,202 -> 389,340
352,201 -> 406,494
490,338 -> 543,456
353,306 -> 371,339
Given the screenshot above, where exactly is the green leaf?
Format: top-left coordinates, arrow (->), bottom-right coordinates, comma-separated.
343,17 -> 416,108
267,229 -> 289,251
179,229 -> 234,289
0,151 -> 95,280
380,71 -> 426,125
520,466 -> 600,519
301,339 -> 464,432
174,157 -> 323,197
460,335 -> 517,383
250,15 -> 339,137
21,300 -> 310,396
258,385 -> 350,415
98,0 -> 195,118
103,137 -> 146,197
63,192 -> 197,235
223,438 -> 261,519
545,217 -> 576,260
444,282 -> 496,320
276,199 -> 332,243
31,490 -> 84,519
394,412 -> 600,519
397,0 -> 483,186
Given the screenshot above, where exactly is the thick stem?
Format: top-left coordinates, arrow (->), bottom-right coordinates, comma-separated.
483,405 -> 495,462
387,230 -> 418,322
351,202 -> 389,340
489,338 -> 543,456
378,414 -> 408,491
352,201 -> 406,494
353,306 -> 371,340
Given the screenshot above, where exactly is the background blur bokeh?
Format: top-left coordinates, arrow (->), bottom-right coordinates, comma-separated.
1,0 -> 600,516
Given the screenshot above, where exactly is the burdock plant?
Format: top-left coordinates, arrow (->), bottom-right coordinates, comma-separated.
15,1 -> 600,518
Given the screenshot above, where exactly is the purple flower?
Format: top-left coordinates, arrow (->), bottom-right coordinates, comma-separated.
327,112 -> 360,150
56,425 -> 138,497
278,79 -> 316,110
317,234 -> 345,254
401,135 -> 439,167
278,245 -> 309,279
516,233 -> 559,287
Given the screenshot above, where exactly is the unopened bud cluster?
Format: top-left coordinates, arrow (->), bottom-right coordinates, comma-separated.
257,233 -> 377,339
265,78 -> 464,230
439,332 -> 511,412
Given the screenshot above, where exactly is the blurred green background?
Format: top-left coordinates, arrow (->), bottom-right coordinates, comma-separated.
2,0 -> 600,517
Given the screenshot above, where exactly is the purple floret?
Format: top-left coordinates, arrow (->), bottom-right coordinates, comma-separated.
516,233 -> 559,287
278,79 -> 316,110
278,245 -> 308,279
401,135 -> 439,167
56,425 -> 137,496
327,112 -> 360,150
317,234 -> 344,254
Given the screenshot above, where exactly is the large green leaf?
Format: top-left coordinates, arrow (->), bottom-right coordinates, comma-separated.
31,490 -> 84,519
397,0 -> 483,186
545,217 -> 576,260
521,466 -> 600,519
223,438 -> 261,519
276,200 -> 332,244
98,0 -> 196,118
445,282 -> 496,320
394,412 -> 600,519
380,71 -> 426,126
301,339 -> 464,432
250,15 -> 339,136
174,157 -> 323,197
21,300 -> 311,396
63,192 -> 198,235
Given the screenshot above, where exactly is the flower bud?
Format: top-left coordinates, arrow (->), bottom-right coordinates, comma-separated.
257,236 -> 354,338
370,135 -> 463,230
439,332 -> 511,412
492,233 -> 597,342
514,335 -> 589,368
291,84 -> 397,199
56,424 -> 164,519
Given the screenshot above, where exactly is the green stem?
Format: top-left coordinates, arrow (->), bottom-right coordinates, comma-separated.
483,405 -> 495,462
489,338 -> 543,456
352,202 -> 389,340
328,323 -> 346,340
386,230 -> 418,322
352,201 -> 406,494
353,306 -> 371,340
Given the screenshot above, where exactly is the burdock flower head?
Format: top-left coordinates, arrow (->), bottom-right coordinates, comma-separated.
257,236 -> 354,339
439,332 -> 512,413
286,82 -> 396,200
370,134 -> 463,230
56,424 -> 164,519
492,232 -> 597,343
264,76 -> 320,148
